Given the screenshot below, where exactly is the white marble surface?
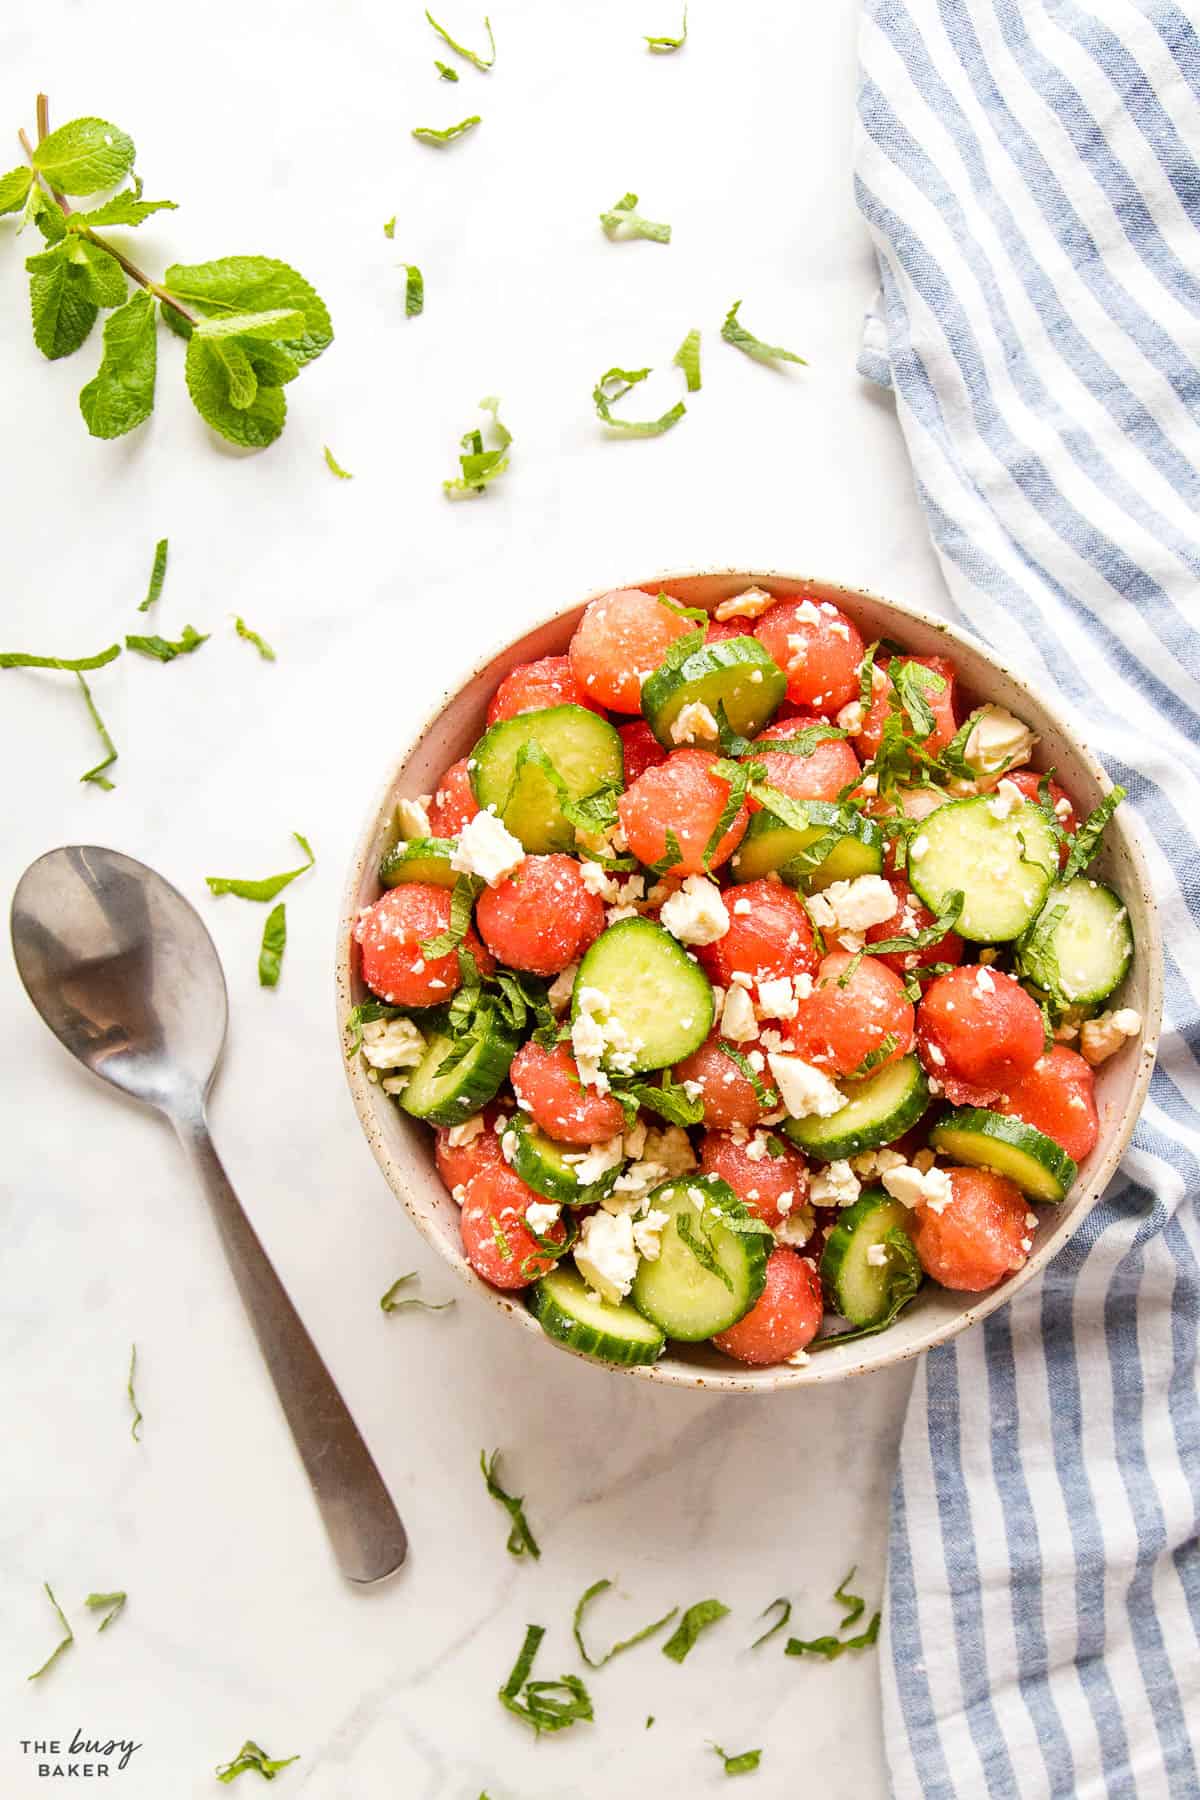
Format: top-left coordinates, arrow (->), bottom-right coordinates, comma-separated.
1,1 -> 948,1792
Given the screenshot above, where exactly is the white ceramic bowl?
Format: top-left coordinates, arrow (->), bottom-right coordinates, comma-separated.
337,571 -> 1162,1390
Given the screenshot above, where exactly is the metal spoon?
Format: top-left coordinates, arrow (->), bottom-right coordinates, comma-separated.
10,844 -> 407,1586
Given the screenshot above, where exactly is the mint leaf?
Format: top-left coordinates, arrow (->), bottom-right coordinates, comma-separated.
139,537 -> 169,612
593,365 -> 685,436
161,256 -> 332,365
661,1598 -> 730,1662
215,1741 -> 299,1784
498,1626 -> 593,1738
412,115 -> 481,144
380,1272 -> 455,1313
66,235 -> 127,308
481,1448 -> 540,1559
445,395 -> 511,496
710,1744 -> 761,1777
425,9 -> 496,69
71,191 -> 176,228
78,674 -> 119,789
185,334 -> 286,448
235,616 -> 275,660
26,244 -> 98,359
0,643 -> 120,670
0,165 -> 32,214
33,117 -> 135,194
194,307 -> 306,342
1061,786 -> 1126,884
403,264 -> 424,317
27,1583 -> 74,1681
599,192 -> 671,244
674,327 -> 701,391
258,902 -> 287,986
645,4 -> 687,49
435,60 -> 460,79
572,1579 -> 679,1668
79,289 -> 157,438
85,1591 -> 127,1633
324,445 -> 353,479
383,215 -> 396,238
125,624 -> 208,662
750,1597 -> 791,1649
206,832 -> 315,902
721,299 -> 807,366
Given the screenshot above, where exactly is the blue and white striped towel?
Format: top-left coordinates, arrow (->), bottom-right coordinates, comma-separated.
855,3 -> 1200,1794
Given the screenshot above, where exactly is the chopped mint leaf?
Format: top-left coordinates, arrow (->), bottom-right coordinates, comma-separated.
139,537 -> 169,612
0,164 -> 33,215
599,192 -> 671,244
324,444 -> 353,479
127,1343 -> 143,1440
662,1598 -> 730,1662
1061,787 -> 1125,884
572,1579 -> 678,1667
0,643 -> 120,670
593,365 -> 685,436
412,116 -> 481,145
343,999 -> 407,1057
721,299 -> 807,367
647,827 -> 684,876
481,1448 -> 540,1559
380,1272 -> 455,1314
215,1740 -> 299,1783
834,1567 -> 866,1630
710,1743 -> 762,1777
26,241 -> 98,360
784,1566 -> 882,1659
844,1032 -> 899,1080
645,4 -> 687,49
445,394 -> 511,496
403,264 -> 424,317
86,1591 -> 127,1632
890,658 -> 944,740
206,832 -> 315,902
716,1039 -> 778,1108
71,190 -> 176,228
435,59 -> 460,79
420,873 -> 481,957
498,1624 -> 593,1737
425,9 -> 496,69
125,623 -> 208,662
78,673 -> 118,789
235,616 -> 276,661
750,1596 -> 791,1648
79,290 -> 157,439
33,117 -> 135,194
383,215 -> 396,238
673,327 -> 701,391
27,1582 -> 74,1681
258,902 -> 287,987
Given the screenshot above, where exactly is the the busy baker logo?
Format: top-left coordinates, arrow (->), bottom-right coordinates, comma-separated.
19,1732 -> 142,1778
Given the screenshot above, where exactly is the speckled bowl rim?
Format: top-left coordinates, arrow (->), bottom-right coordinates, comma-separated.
336,570 -> 1162,1392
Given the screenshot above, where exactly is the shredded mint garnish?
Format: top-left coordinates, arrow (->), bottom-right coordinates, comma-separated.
257,902 -> 286,987
206,832 -> 315,901
593,365 -> 685,436
412,115 -> 481,145
673,327 -> 701,390
645,4 -> 687,49
661,1598 -> 730,1662
716,1040 -> 778,1108
125,623 -> 208,662
127,1342 -> 143,1441
383,215 -> 396,238
425,9 -> 496,69
403,264 -> 424,317
481,1448 -> 541,1559
323,444 -> 353,479
435,60 -> 459,79
498,1624 -> 593,1736
572,1578 -> 679,1667
27,1582 -> 74,1680
646,827 -> 684,877
750,1597 -> 791,1648
1061,787 -> 1125,884
139,536 -> 168,611
710,1743 -> 762,1777
234,616 -> 275,661
380,1272 -> 455,1314
784,1566 -> 881,1658
721,299 -> 807,367
86,1590 -> 126,1632
215,1740 -> 299,1783
445,394 -> 510,496
599,192 -> 671,244
0,643 -> 120,670
811,1229 -> 922,1349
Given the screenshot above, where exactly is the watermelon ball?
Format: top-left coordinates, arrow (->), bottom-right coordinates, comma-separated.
712,1247 -> 824,1365
699,1128 -> 809,1228
853,654 -> 958,759
486,655 -> 605,725
672,1033 -> 766,1129
863,874 -> 965,979
697,878 -> 817,989
787,950 -> 915,1079
569,589 -> 696,713
617,748 -> 749,877
476,854 -> 606,977
907,1166 -> 1029,1292
993,1044 -> 1099,1163
427,758 -> 479,837
753,597 -> 864,712
510,1040 -> 627,1144
434,1102 -> 505,1197
460,1164 -> 565,1290
743,715 -> 862,807
916,965 -> 1044,1107
705,615 -> 750,644
619,718 -> 668,785
355,883 -> 493,1007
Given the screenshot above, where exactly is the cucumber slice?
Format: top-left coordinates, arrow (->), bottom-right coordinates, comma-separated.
400,1017 -> 516,1127
630,1173 -> 769,1340
780,1055 -> 930,1162
1016,878 -> 1133,1007
379,836 -> 459,888
469,705 -> 624,854
929,1107 -> 1077,1202
508,1113 -> 621,1205
820,1190 -> 921,1327
730,801 -> 884,892
528,1266 -> 666,1365
907,794 -> 1058,943
641,636 -> 786,750
572,917 -> 713,1073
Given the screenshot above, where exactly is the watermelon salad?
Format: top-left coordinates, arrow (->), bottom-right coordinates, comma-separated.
346,585 -> 1142,1369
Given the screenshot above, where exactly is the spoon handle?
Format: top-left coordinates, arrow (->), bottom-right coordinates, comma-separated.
173,1110 -> 407,1585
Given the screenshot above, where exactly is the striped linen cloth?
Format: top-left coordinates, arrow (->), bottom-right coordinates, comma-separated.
854,3 -> 1200,1794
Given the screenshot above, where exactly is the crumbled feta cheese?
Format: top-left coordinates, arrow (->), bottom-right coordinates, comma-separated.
579,861 -> 621,902
744,1132 -> 769,1163
912,1148 -> 936,1175
866,1243 -> 889,1267
623,1121 -> 648,1160
909,833 -> 930,861
986,777 -> 1025,821
714,586 -> 774,621
547,962 -> 578,1014
809,1161 -> 861,1208
721,984 -> 759,1043
380,1073 -> 411,1095
501,1129 -> 518,1164
1080,1007 -> 1142,1065
785,634 -> 809,669
660,874 -> 730,947
964,705 -> 1037,777
360,1016 -> 426,1071
1026,1211 -> 1039,1230
793,973 -> 814,1001
793,599 -> 823,626
451,1182 -> 467,1204
450,809 -> 525,886
850,1146 -> 907,1178
785,1348 -> 810,1367
681,1078 -> 704,1101
820,875 -> 896,933
564,1134 -> 625,1187
571,986 -> 611,1091
767,1054 -> 846,1120
756,975 -> 799,1020
974,966 -> 996,996
526,1200 -> 562,1236
647,1125 -> 698,1176
670,700 -> 720,746
396,795 -> 433,839
1054,795 -> 1073,820
883,1163 -> 954,1211
606,904 -> 640,925
632,1208 -> 671,1260
925,1042 -> 946,1067
776,1203 -> 816,1245
446,1113 -> 485,1148
733,896 -> 753,916
837,699 -> 865,734
574,1209 -> 639,1303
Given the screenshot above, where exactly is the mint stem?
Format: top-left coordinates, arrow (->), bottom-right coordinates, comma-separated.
20,93 -> 198,326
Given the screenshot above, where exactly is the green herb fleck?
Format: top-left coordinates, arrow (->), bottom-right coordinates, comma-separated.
412,115 -> 481,146
593,365 -> 685,436
125,623 -> 208,662
435,59 -> 460,79
206,832 -> 315,902
0,643 -> 120,671
750,1596 -> 791,1648
498,1624 -> 593,1737
599,192 -> 671,244
425,9 -> 496,69
662,1598 -> 730,1662
645,4 -> 687,49
139,537 -> 168,611
844,1033 -> 899,1081
572,1578 -> 679,1667
445,394 -> 511,496
257,902 -> 287,987
1061,787 -> 1125,884
324,445 -> 353,479
785,1568 -> 881,1659
716,1040 -> 778,1108
86,1590 -> 126,1632
383,215 -> 396,238
380,1272 -> 455,1314
235,617 -> 276,661
215,1740 -> 299,1783
403,264 -> 424,317
481,1448 -> 540,1559
647,828 -> 684,877
127,1342 -> 143,1441
675,1210 -> 734,1292
28,1583 -> 74,1680
671,327 -> 702,392
711,1743 -> 762,1777
721,299 -> 807,367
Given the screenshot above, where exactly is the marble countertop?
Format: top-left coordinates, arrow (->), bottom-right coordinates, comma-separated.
1,0 -> 947,1792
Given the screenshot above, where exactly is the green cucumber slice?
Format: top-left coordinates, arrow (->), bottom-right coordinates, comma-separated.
730,801 -> 884,892
641,636 -> 786,750
400,1017 -> 516,1127
780,1055 -> 929,1162
1016,877 -> 1133,1007
572,917 -> 713,1074
379,837 -> 459,888
630,1173 -> 769,1340
929,1107 -> 1077,1202
528,1266 -> 666,1365
819,1190 -> 922,1327
508,1113 -> 621,1205
469,704 -> 624,853
907,794 -> 1058,942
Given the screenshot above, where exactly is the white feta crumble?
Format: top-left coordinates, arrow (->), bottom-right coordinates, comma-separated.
850,1146 -> 908,1178
776,1203 -> 816,1246
450,809 -> 525,886
606,903 -> 641,925
659,874 -> 730,947
883,1164 -> 954,1212
1054,795 -> 1073,820
908,833 -> 931,861
380,1073 -> 411,1095
446,1113 -> 485,1148
579,861 -> 621,902
813,875 -> 897,936
632,1208 -> 671,1260
360,1016 -> 427,1071
564,1134 -> 626,1187
756,975 -> 799,1021
963,705 -> 1038,777
570,986 -> 610,1092
809,1160 -> 861,1208
714,586 -> 774,621
547,962 -> 578,1014
733,896 -> 753,916
721,984 -> 759,1043
574,1209 -> 639,1304
670,700 -> 720,746
525,1200 -> 562,1236
785,1348 -> 811,1367
1080,1007 -> 1142,1065
396,795 -> 433,839
767,1054 -> 846,1120
836,699 -> 865,734
866,1243 -> 890,1267
500,1129 -> 518,1164
974,966 -> 997,996
986,777 -> 1025,821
